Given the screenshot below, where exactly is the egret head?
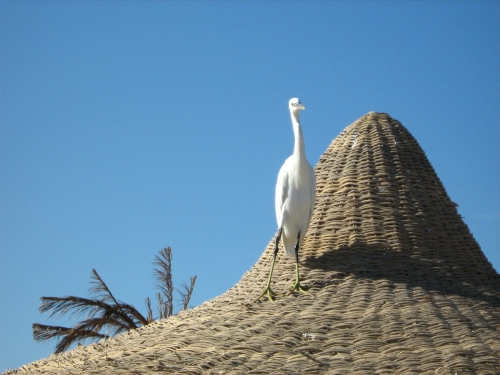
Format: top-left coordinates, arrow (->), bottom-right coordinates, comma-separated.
289,98 -> 305,113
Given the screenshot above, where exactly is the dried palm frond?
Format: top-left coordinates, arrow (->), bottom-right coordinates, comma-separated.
179,275 -> 197,310
153,247 -> 174,317
113,301 -> 149,327
34,269 -> 151,353
39,296 -> 114,320
34,294 -> 146,353
33,323 -> 105,354
33,324 -> 75,342
53,326 -> 104,354
39,295 -> 139,330
156,292 -> 169,320
33,247 -> 197,354
90,269 -> 150,326
145,297 -> 153,323
89,269 -> 119,304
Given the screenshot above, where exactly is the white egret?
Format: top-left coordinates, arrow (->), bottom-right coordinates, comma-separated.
256,98 -> 316,302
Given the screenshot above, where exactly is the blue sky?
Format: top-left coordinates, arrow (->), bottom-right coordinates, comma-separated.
1,1 -> 499,371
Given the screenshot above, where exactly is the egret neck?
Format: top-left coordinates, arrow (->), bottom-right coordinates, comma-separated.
291,110 -> 307,164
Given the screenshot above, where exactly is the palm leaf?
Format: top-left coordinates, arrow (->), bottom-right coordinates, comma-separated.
145,297 -> 153,322
114,301 -> 149,326
33,323 -> 75,342
53,324 -> 107,354
72,317 -> 130,337
179,275 -> 197,310
156,292 -> 168,320
89,269 -> 148,327
89,269 -> 118,304
39,295 -> 140,330
33,323 -> 105,354
153,247 -> 174,317
33,247 -> 197,354
39,296 -> 114,319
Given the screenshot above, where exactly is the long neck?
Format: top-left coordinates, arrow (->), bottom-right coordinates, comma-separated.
291,110 -> 306,161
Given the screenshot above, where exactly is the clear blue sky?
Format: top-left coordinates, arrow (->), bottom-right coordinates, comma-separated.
1,1 -> 499,371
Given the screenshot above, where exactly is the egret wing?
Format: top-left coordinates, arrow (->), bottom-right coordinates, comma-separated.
275,162 -> 289,226
308,165 -> 316,220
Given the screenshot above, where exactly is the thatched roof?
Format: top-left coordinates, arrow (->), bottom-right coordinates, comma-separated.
10,112 -> 500,374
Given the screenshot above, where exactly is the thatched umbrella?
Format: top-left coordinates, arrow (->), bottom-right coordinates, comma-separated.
10,112 -> 500,374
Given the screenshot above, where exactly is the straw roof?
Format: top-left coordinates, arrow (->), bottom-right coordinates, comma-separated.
9,112 -> 500,374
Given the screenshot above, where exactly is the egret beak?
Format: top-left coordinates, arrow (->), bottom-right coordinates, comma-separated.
299,104 -> 305,110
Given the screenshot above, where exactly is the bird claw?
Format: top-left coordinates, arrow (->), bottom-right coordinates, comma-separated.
287,282 -> 309,295
254,286 -> 280,302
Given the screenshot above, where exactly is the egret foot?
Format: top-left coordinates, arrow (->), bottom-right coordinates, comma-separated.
255,228 -> 282,302
288,239 -> 308,296
255,285 -> 280,302
287,280 -> 309,295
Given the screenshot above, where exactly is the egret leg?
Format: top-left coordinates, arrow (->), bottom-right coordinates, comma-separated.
288,231 -> 308,294
255,228 -> 282,302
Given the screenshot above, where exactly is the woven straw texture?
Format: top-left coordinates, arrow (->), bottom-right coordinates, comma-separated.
9,112 -> 500,374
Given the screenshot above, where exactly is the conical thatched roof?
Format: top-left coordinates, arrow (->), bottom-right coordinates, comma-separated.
10,113 -> 500,374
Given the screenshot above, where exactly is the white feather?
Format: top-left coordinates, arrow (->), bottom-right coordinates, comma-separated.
275,98 -> 316,256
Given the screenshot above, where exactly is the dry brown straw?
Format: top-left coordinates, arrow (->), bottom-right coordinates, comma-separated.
8,112 -> 500,374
